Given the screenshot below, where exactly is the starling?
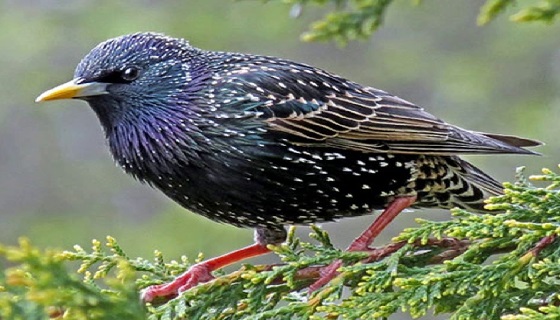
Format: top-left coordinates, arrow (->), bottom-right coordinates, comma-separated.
36,32 -> 540,301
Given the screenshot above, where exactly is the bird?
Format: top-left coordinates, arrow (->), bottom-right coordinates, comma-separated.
35,32 -> 540,302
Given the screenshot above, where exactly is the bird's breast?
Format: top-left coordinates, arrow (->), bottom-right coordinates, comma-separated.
138,137 -> 422,228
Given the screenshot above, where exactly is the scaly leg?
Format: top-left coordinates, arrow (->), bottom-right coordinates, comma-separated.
141,227 -> 286,302
309,196 -> 417,292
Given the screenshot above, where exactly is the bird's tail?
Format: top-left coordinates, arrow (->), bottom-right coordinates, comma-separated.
478,132 -> 542,149
415,156 -> 503,213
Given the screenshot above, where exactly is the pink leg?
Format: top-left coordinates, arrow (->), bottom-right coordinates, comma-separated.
309,196 -> 417,292
141,243 -> 271,302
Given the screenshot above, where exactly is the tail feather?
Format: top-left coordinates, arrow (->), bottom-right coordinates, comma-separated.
450,157 -> 503,196
445,127 -> 542,155
415,156 -> 503,213
479,132 -> 542,148
444,157 -> 503,212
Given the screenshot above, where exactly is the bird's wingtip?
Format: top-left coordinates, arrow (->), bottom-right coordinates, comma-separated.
481,132 -> 543,148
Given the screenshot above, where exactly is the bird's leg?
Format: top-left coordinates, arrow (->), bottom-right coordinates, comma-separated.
141,227 -> 286,303
309,195 -> 417,292
347,195 -> 417,252
141,243 -> 270,302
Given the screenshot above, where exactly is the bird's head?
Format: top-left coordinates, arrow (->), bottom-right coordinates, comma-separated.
36,32 -> 201,131
36,33 -> 213,179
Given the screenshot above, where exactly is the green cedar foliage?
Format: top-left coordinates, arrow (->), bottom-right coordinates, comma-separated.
1,165 -> 560,319
273,0 -> 560,44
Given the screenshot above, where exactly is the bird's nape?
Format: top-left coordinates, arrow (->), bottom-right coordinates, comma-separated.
35,32 -> 541,302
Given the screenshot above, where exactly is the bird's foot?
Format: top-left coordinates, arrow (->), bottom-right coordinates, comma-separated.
141,263 -> 215,303
308,243 -> 410,293
308,260 -> 344,293
307,245 -> 373,293
308,196 -> 417,292
140,241 -> 273,303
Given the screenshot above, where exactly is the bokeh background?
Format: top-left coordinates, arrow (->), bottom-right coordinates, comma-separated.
1,1 -> 559,318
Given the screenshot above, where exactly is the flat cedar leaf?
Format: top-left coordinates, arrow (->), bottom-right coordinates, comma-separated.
2,164 -> 560,319
263,0 -> 560,43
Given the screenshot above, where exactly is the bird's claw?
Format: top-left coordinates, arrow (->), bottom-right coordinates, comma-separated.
141,263 -> 215,303
308,260 -> 343,293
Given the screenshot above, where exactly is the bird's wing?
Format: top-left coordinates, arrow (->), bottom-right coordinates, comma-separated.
228,61 -> 540,155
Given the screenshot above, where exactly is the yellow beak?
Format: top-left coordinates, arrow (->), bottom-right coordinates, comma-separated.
35,79 -> 109,102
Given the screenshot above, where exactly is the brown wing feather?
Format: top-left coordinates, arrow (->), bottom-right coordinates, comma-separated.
222,59 -> 540,155
266,86 -> 540,155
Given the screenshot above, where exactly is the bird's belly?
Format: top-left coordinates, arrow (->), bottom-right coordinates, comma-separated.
158,146 -> 419,228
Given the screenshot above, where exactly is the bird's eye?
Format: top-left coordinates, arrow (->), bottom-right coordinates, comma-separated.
121,67 -> 140,81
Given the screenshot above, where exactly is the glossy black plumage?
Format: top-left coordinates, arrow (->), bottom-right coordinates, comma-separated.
36,32 -> 542,300
41,32 -> 540,234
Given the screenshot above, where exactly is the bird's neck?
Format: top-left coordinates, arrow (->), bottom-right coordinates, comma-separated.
88,101 -> 210,185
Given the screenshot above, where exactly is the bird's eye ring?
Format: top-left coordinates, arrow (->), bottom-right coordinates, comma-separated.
121,67 -> 140,81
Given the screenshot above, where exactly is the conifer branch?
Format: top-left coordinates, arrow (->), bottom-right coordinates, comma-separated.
271,0 -> 560,44
1,165 -> 560,319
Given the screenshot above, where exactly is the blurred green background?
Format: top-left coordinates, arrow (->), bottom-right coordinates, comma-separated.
0,1 -> 559,317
